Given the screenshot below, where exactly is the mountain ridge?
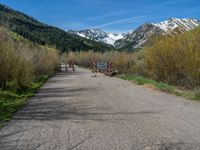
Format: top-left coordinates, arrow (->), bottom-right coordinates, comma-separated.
67,28 -> 125,46
1,3 -> 199,52
68,18 -> 200,50
115,17 -> 200,50
0,3 -> 113,52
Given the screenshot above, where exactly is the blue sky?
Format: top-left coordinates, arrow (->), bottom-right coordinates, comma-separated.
0,0 -> 200,33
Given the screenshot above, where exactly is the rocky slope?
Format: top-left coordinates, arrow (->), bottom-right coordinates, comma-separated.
115,18 -> 200,50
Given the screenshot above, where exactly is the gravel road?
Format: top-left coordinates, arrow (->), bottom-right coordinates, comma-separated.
1,68 -> 200,150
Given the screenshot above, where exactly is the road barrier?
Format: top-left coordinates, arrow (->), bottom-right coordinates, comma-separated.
69,63 -> 75,71
58,63 -> 75,72
92,61 -> 114,76
104,62 -> 113,76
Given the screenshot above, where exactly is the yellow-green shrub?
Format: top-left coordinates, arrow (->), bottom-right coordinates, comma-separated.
145,28 -> 200,88
0,27 -> 60,89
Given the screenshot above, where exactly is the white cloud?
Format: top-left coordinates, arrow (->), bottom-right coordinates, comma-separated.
143,0 -> 193,9
87,11 -> 124,21
93,16 -> 148,28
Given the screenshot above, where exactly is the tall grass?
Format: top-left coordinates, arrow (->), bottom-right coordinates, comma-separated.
62,51 -> 140,73
0,27 -> 60,90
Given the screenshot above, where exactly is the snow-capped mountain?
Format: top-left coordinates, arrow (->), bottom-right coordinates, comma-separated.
67,29 -> 124,45
115,24 -> 164,49
115,18 -> 200,50
67,18 -> 200,50
153,18 -> 200,33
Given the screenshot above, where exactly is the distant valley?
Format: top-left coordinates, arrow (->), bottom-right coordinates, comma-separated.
68,29 -> 125,45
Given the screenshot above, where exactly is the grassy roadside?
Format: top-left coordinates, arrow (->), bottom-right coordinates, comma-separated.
0,75 -> 49,128
118,74 -> 200,101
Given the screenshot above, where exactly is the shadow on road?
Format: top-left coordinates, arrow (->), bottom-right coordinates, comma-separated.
2,70 -> 160,123
1,71 -> 200,150
12,85 -> 159,122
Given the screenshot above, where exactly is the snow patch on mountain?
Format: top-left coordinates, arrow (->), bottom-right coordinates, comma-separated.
115,18 -> 200,50
77,33 -> 86,38
67,29 -> 125,45
153,18 -> 200,32
67,18 -> 200,49
104,33 -> 124,45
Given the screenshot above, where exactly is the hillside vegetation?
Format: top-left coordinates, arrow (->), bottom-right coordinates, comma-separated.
0,27 -> 59,89
0,4 -> 112,52
0,27 -> 60,126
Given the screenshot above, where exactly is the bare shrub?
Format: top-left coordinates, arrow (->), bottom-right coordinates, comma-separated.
0,27 -> 60,89
33,47 -> 60,76
145,28 -> 200,88
62,51 -> 137,73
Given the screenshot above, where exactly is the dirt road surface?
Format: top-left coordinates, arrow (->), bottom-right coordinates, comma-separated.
1,68 -> 200,150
